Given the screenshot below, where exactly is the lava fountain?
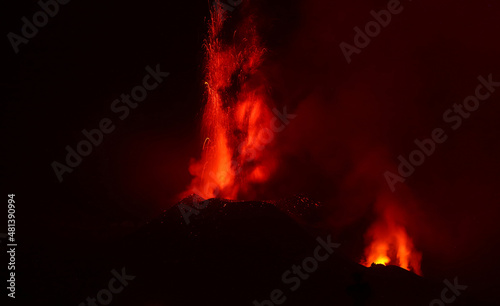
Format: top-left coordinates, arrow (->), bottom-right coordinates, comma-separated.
183,2 -> 275,200
362,193 -> 422,275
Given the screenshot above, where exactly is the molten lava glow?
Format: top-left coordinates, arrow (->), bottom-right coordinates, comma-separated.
183,4 -> 275,199
362,196 -> 422,275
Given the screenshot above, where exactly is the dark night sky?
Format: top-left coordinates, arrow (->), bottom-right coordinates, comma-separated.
2,0 -> 500,304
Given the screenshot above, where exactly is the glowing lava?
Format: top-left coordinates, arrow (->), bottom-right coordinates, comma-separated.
362,195 -> 422,275
183,3 -> 275,199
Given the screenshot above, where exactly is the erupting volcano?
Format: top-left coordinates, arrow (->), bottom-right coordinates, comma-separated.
183,0 -> 424,277
183,2 -> 276,200
361,194 -> 422,275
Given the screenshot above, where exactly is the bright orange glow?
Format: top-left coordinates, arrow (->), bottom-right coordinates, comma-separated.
182,5 -> 275,200
362,195 -> 422,275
